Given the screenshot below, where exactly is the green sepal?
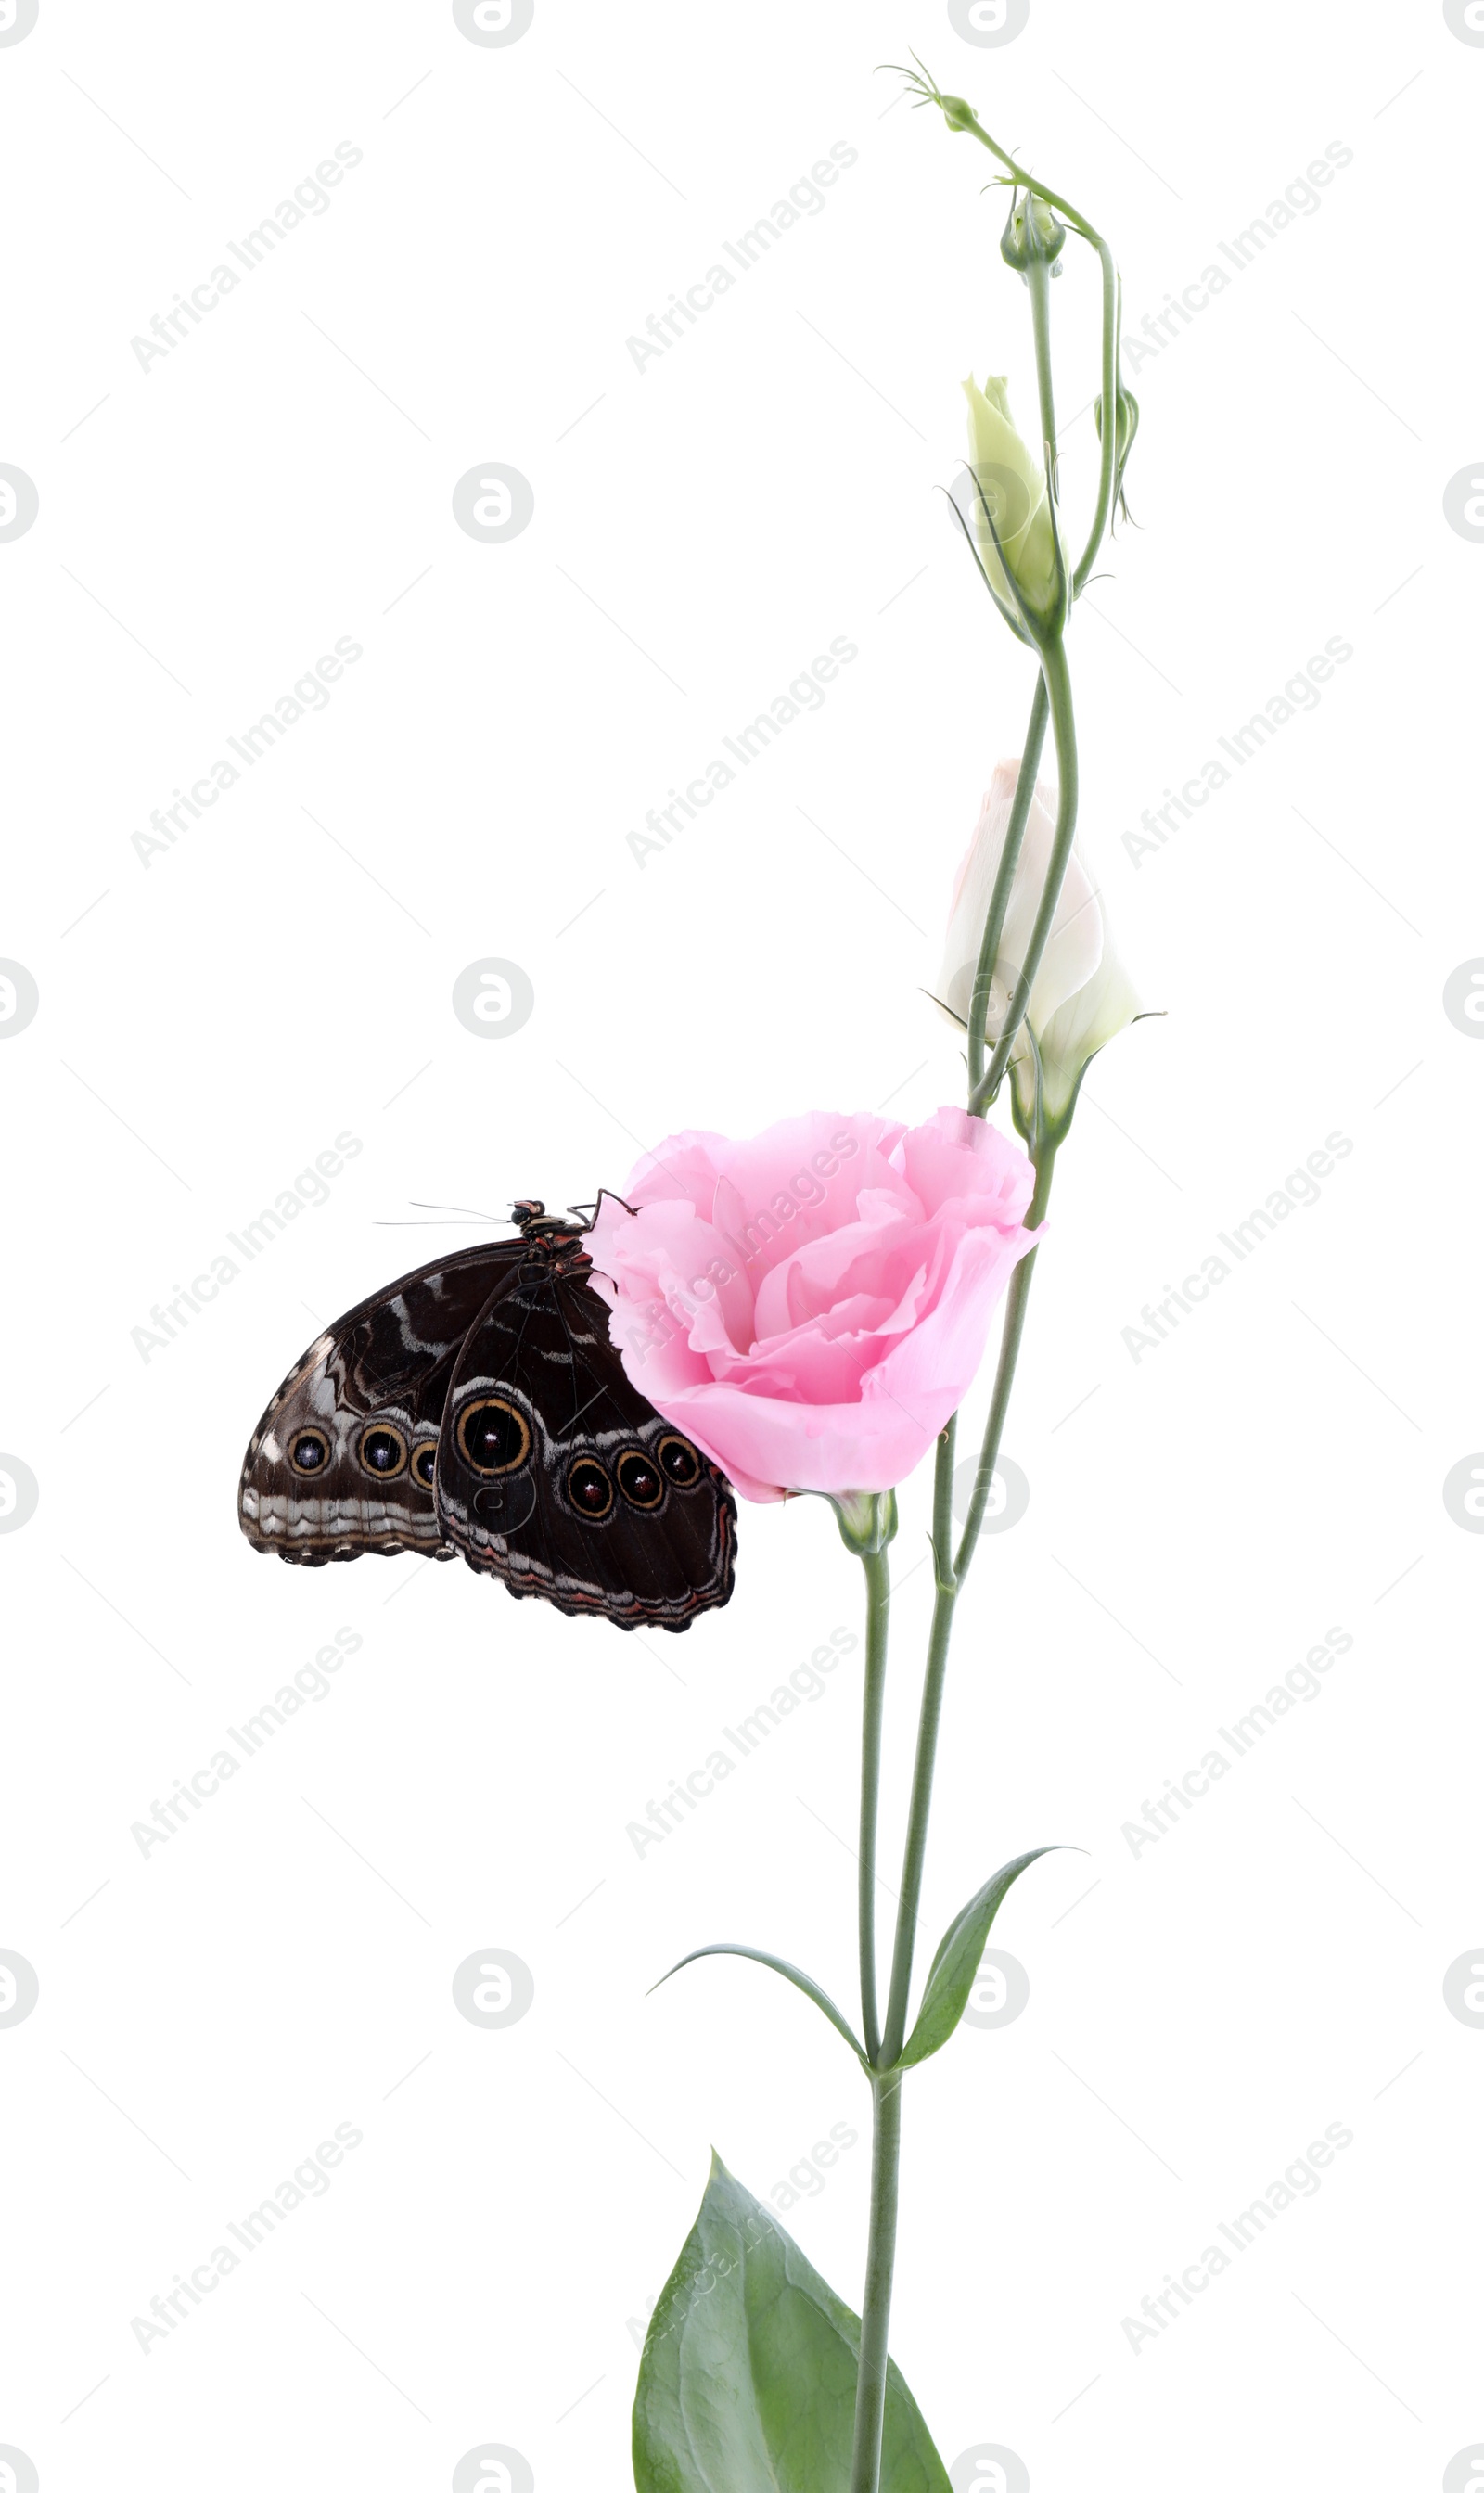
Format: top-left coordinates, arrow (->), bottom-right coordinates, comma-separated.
826,1488 -> 899,1558
1001,185 -> 1067,275
633,2153 -> 951,2492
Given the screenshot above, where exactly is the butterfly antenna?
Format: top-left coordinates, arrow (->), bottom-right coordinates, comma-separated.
409,1199 -> 503,1221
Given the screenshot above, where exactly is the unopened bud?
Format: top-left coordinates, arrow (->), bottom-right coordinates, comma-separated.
1094,377 -> 1139,469
1001,188 -> 1067,277
961,374 -> 1061,627
1094,376 -> 1140,518
939,760 -> 1145,1142
935,90 -> 979,134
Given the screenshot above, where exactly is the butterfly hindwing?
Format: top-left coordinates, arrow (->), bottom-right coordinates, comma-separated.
238,1241 -> 519,1565
437,1262 -> 736,1631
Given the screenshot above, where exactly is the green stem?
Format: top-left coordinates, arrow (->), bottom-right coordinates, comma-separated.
964,220 -> 1059,1105
848,2070 -> 903,2493
878,1422 -> 959,2067
848,1157 -> 1052,2486
930,1415 -> 957,1596
970,631 -> 1078,1116
848,1429 -> 953,2491
846,91 -> 1107,2493
915,76 -> 1122,594
965,670 -> 1050,1099
857,1547 -> 892,2065
1074,240 -> 1120,594
958,118 -> 1095,246
954,1145 -> 1055,1581
966,145 -> 1082,1125
1026,247 -> 1058,484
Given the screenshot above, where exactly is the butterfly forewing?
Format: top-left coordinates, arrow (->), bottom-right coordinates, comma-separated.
238,1242 -> 519,1565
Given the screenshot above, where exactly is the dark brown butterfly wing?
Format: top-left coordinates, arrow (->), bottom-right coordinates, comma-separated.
238,1242 -> 520,1565
437,1264 -> 736,1631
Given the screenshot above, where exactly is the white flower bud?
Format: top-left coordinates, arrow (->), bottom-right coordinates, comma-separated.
938,759 -> 1143,1132
961,376 -> 1060,625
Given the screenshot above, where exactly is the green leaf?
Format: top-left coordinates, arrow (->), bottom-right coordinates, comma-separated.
894,1847 -> 1058,2070
633,2153 -> 950,2493
651,1944 -> 867,2067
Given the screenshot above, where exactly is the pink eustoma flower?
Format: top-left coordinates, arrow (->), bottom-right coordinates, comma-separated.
587,1107 -> 1038,1502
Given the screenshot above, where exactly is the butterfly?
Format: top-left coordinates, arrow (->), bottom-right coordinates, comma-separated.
237,1200 -> 736,1632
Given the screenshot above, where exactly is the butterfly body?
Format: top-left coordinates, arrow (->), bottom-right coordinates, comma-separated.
239,1204 -> 736,1630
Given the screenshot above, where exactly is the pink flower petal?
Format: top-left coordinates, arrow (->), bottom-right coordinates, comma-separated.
587,1106 -> 1038,1501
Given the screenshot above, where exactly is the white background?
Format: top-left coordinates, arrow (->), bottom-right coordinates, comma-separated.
2,1 -> 1480,2487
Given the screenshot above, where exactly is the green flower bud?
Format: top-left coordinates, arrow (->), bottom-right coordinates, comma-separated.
934,90 -> 979,134
1094,377 -> 1140,518
961,374 -> 1060,627
1000,189 -> 1067,276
